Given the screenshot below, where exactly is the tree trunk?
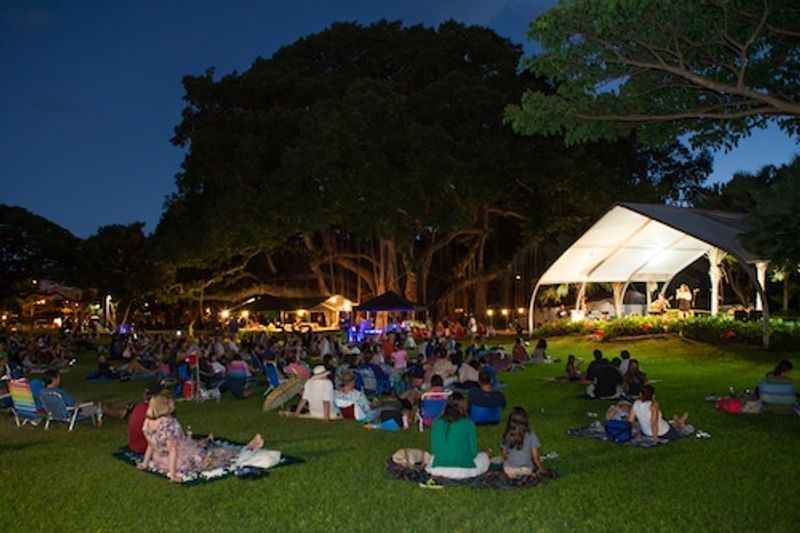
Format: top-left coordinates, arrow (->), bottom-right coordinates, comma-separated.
401,251 -> 418,303
383,239 -> 400,293
721,261 -> 752,307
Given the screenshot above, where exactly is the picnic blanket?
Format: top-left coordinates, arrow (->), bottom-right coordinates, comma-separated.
113,436 -> 304,486
567,421 -> 694,448
385,459 -> 555,490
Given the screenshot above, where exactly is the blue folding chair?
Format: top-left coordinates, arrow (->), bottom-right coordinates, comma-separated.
39,390 -> 100,431
417,392 -> 450,431
469,404 -> 502,425
264,363 -> 283,393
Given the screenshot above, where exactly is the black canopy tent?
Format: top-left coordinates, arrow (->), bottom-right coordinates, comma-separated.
354,291 -> 424,312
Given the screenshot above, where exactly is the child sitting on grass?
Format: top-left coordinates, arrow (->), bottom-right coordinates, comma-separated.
500,407 -> 551,479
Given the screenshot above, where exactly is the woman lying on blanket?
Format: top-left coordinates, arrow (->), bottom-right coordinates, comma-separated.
138,395 -> 264,482
426,392 -> 491,480
627,385 -> 688,441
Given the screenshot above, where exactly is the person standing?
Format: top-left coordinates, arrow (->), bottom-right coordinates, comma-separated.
676,284 -> 693,318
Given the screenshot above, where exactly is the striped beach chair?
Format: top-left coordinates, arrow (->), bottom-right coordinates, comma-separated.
9,379 -> 43,427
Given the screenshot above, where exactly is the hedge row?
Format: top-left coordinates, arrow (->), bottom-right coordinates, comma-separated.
532,315 -> 800,350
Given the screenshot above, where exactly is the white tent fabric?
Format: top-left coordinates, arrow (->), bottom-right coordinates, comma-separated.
537,203 -> 765,286
530,203 -> 770,331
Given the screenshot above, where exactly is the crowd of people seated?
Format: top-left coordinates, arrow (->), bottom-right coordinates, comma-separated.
564,348 -> 650,401
4,324 -> 794,486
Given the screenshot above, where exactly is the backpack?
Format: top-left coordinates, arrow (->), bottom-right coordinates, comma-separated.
604,420 -> 632,443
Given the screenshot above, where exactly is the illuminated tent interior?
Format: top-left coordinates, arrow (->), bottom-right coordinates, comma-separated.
528,203 -> 771,331
247,294 -> 355,328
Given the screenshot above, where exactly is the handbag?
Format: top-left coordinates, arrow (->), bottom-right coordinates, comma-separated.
604,420 -> 632,443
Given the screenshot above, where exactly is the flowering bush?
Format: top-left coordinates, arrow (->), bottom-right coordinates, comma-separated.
531,314 -> 800,350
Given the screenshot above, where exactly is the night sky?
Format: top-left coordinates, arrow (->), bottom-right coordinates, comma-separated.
2,1 -> 797,238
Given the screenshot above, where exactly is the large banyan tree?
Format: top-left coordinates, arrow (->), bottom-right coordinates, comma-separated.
154,20 -> 710,317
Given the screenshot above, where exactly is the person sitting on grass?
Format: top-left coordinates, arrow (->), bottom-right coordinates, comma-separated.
427,374 -> 445,393
627,384 -> 688,441
500,407 -> 551,479
334,370 -> 376,422
139,395 -> 264,482
285,355 -> 311,381
457,358 -> 481,389
398,369 -> 426,426
426,392 -> 490,479
623,359 -> 647,398
619,350 -> 632,375
531,338 -> 549,365
756,360 -> 797,413
89,354 -> 119,380
128,383 -> 162,454
565,355 -> 582,381
467,370 -> 506,410
286,365 -> 339,421
43,369 -> 103,423
584,349 -> 607,379
512,338 -> 529,365
585,354 -> 623,400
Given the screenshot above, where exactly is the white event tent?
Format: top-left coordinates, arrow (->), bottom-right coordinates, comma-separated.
528,203 -> 770,332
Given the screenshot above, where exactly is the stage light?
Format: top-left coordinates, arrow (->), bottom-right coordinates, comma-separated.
486,309 -> 494,316
220,309 -> 231,320
501,309 -> 509,316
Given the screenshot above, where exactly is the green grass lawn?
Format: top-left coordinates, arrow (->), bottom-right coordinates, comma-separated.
2,336 -> 799,532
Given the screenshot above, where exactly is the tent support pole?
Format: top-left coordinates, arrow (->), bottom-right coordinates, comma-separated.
744,262 -> 771,348
755,261 -> 769,311
528,281 -> 542,337
575,282 -> 587,311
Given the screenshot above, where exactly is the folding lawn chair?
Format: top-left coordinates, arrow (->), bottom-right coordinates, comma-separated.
417,391 -> 451,431
9,379 -> 44,427
39,389 -> 101,431
264,362 -> 283,394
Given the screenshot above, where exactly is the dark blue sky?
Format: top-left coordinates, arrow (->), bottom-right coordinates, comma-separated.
2,1 -> 797,238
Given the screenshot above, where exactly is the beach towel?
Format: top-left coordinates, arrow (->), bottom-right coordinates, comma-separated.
385,459 -> 555,490
113,436 -> 304,485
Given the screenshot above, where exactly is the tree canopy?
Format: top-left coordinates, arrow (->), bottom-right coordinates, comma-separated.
0,205 -> 81,302
744,156 -> 800,270
506,0 -> 800,150
154,20 -> 710,315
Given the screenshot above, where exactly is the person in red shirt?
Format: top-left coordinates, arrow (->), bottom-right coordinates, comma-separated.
128,384 -> 162,453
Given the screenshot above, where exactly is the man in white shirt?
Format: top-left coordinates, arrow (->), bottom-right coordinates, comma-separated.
293,366 -> 338,420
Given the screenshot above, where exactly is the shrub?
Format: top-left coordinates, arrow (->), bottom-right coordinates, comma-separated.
532,314 -> 800,350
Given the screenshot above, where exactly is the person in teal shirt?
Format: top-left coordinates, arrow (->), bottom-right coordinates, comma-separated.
426,392 -> 490,479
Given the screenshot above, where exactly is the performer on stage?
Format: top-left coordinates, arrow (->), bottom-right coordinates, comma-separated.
650,294 -> 670,315
676,284 -> 693,318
